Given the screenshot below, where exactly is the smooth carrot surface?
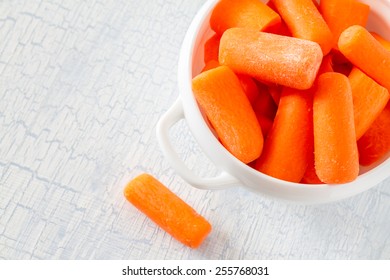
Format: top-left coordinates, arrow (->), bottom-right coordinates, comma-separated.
271,0 -> 334,55
320,0 -> 370,47
358,103 -> 390,166
210,0 -> 281,36
204,34 -> 220,63
124,174 -> 212,249
255,87 -> 312,183
338,25 -> 390,90
219,28 -> 323,90
192,65 -> 263,163
349,67 -> 389,140
313,73 -> 359,184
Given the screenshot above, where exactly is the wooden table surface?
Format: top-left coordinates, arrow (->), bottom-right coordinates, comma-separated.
0,0 -> 389,260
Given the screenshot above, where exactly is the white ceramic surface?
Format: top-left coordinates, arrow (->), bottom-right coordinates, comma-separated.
157,0 -> 390,204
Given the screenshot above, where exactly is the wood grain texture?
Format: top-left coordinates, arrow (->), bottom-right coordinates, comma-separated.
0,0 -> 390,260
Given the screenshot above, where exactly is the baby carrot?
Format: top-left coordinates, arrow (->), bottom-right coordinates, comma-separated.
320,0 -> 370,46
255,87 -> 312,183
210,0 -> 281,36
313,73 -> 359,184
358,103 -> 390,166
349,67 -> 389,140
203,34 -> 220,64
192,65 -> 263,163
271,0 -> 334,55
338,25 -> 390,90
124,173 -> 212,249
219,28 -> 323,90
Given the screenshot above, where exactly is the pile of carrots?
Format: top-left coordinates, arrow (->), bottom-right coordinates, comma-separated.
193,0 -> 390,184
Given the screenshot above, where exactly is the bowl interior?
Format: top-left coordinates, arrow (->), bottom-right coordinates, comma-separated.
190,0 -> 390,177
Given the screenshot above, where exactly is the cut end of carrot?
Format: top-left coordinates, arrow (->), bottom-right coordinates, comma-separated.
124,173 -> 212,249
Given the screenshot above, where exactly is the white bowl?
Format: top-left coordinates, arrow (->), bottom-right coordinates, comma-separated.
157,0 -> 390,204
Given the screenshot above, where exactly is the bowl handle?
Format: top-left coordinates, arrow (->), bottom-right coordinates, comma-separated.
156,98 -> 239,190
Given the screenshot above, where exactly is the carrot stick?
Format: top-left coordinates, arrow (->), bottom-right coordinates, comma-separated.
219,27 -> 323,90
313,72 -> 359,183
204,34 -> 220,64
192,65 -> 264,163
349,67 -> 389,140
320,0 -> 370,47
124,174 -> 212,248
338,25 -> 390,90
358,103 -> 390,166
370,32 -> 390,51
271,0 -> 334,55
210,0 -> 281,36
255,87 -> 313,183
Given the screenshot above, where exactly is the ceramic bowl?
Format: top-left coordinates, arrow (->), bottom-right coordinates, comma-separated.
157,0 -> 390,204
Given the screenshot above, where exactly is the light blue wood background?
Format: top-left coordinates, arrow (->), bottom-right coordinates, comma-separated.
0,0 -> 389,259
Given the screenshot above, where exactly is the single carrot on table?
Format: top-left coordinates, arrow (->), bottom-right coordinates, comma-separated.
210,0 -> 281,36
271,0 -> 334,55
358,103 -> 390,166
320,0 -> 370,47
349,67 -> 389,140
192,65 -> 264,164
255,87 -> 313,183
338,25 -> 390,90
313,72 -> 359,184
124,173 -> 212,249
219,27 -> 323,90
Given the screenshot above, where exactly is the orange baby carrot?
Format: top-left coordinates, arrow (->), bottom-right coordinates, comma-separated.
349,67 -> 389,140
338,25 -> 390,90
124,173 -> 212,248
192,65 -> 263,163
371,32 -> 390,51
320,0 -> 370,46
271,0 -> 334,55
219,28 -> 323,90
210,0 -> 281,36
255,87 -> 312,183
358,103 -> 390,166
203,34 -> 220,64
313,73 -> 359,184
